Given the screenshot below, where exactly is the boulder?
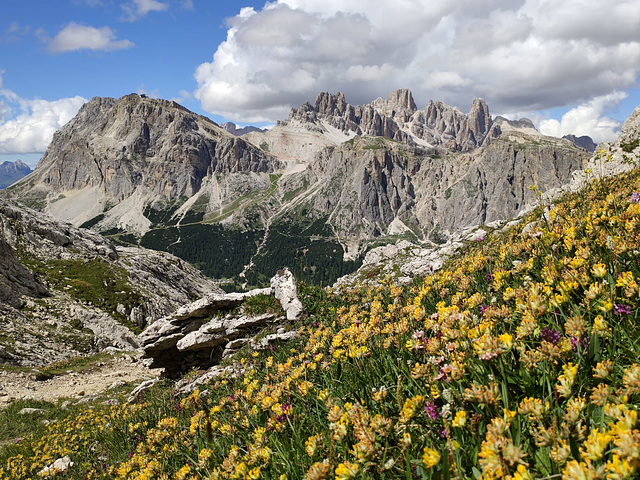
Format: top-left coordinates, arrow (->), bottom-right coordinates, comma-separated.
39,456 -> 73,476
270,268 -> 303,320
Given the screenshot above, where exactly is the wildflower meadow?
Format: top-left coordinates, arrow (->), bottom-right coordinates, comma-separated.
2,168 -> 640,479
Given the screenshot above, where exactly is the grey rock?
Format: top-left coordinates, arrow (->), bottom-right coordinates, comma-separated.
4,94 -> 282,229
108,380 -> 127,390
127,379 -> 161,403
18,407 -> 46,415
0,197 -> 222,366
563,134 -> 597,152
141,273 -> 300,375
39,456 -> 73,476
270,268 -> 303,320
0,159 -> 32,189
252,331 -> 299,350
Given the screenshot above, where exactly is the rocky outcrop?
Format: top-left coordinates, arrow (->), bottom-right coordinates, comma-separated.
296,130 -> 589,248
140,271 -> 304,376
140,299 -> 279,376
0,159 -> 32,189
0,197 -> 222,365
0,235 -> 48,308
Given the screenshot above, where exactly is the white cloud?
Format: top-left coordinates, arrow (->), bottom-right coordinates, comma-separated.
194,0 -> 640,135
121,0 -> 169,21
48,22 -> 134,53
538,92 -> 628,144
0,84 -> 87,154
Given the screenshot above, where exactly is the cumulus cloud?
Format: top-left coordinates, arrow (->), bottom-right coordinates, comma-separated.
0,82 -> 87,154
194,0 -> 640,137
121,0 -> 169,21
538,92 -> 628,144
48,22 -> 134,53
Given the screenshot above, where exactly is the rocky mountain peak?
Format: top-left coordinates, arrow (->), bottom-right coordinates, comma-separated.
315,91 -> 348,117
287,90 -> 499,151
0,159 -> 32,189
389,88 -> 417,112
563,134 -> 597,152
619,103 -> 640,145
468,98 -> 492,138
4,93 -> 281,227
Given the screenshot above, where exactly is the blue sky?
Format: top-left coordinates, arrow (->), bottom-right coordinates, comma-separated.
1,0 -> 640,167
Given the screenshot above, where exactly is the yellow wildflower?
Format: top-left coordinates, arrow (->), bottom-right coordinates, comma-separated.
422,446 -> 440,468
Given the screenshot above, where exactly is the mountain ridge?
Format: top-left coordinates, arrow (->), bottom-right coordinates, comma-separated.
3,90 -> 591,286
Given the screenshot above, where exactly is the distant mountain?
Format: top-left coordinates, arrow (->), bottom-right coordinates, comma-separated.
563,133 -> 597,152
2,91 -> 590,287
0,159 -> 32,189
221,122 -> 268,136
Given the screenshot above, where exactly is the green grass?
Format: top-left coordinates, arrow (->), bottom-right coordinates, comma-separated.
621,138 -> 639,153
19,257 -> 144,333
32,352 -> 117,381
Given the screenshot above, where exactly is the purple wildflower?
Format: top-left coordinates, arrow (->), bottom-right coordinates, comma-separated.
571,336 -> 589,353
614,303 -> 631,315
631,191 -> 640,204
541,328 -> 561,345
479,305 -> 489,315
439,427 -> 448,438
424,401 -> 438,420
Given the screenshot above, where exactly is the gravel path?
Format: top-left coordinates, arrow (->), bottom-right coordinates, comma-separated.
0,354 -> 159,407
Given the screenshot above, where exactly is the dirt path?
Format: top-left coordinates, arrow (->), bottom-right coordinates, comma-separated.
0,354 -> 159,407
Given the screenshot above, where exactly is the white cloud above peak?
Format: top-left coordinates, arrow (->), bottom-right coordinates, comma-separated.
48,22 -> 134,53
538,92 -> 629,144
0,74 -> 87,154
194,0 -> 640,140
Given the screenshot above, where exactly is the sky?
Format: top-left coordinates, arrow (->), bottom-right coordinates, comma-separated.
1,0 -> 640,167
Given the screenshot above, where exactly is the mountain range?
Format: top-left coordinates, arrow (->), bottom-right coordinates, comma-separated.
2,90 -> 593,287
0,159 -> 32,189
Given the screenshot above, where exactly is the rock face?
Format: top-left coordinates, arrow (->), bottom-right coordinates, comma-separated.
0,159 -> 32,189
140,290 -> 277,376
295,130 -> 588,248
0,197 -> 222,365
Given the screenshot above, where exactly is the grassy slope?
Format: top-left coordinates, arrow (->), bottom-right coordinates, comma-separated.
3,169 -> 640,479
